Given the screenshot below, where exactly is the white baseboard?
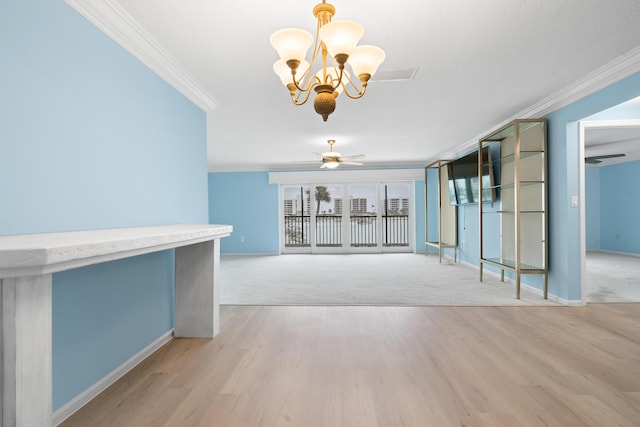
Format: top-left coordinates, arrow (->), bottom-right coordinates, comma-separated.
519,282 -> 583,306
221,252 -> 280,256
458,260 -> 581,305
591,249 -> 640,258
53,329 -> 174,426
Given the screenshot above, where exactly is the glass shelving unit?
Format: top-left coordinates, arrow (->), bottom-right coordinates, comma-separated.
479,119 -> 548,299
425,160 -> 457,262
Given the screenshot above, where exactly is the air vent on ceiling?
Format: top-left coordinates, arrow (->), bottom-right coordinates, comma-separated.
370,67 -> 419,82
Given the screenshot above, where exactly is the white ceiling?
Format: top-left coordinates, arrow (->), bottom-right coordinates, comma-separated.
585,125 -> 640,166
81,0 -> 640,171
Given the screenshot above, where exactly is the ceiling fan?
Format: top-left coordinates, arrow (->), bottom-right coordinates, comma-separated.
585,153 -> 625,164
310,139 -> 366,169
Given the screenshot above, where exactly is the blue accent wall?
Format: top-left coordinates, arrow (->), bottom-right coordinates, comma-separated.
208,172 -> 280,253
414,179 -> 426,253
544,71 -> 640,300
1,0 -> 208,410
585,167 -> 601,250
425,167 -> 439,254
52,252 -> 174,409
600,160 -> 640,254
456,204 -> 480,265
208,171 -> 426,254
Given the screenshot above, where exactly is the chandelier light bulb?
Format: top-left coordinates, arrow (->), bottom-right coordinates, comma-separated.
274,59 -> 310,86
270,28 -> 314,62
318,20 -> 364,60
349,45 -> 386,79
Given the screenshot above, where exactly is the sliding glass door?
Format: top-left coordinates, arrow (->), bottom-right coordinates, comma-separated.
282,185 -> 311,251
313,184 -> 345,253
380,183 -> 411,250
349,184 -> 379,252
282,182 -> 412,253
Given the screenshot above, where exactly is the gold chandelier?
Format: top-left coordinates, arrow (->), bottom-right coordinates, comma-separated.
270,0 -> 385,122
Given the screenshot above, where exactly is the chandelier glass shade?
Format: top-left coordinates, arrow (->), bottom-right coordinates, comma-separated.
270,1 -> 385,121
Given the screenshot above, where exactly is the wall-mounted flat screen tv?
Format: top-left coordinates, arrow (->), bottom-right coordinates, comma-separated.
447,147 -> 497,205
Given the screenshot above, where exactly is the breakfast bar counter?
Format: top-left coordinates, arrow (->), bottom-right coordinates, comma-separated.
0,224 -> 232,426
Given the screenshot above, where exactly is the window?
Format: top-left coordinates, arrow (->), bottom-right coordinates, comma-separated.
282,182 -> 413,253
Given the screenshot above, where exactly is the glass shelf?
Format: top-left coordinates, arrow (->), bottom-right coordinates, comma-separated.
499,150 -> 544,164
481,257 -> 545,272
482,210 -> 545,214
484,180 -> 544,190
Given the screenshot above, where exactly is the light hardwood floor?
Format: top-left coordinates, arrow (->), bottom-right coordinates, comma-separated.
61,304 -> 640,427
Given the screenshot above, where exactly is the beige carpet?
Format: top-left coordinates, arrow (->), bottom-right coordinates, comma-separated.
586,251 -> 640,302
220,253 -> 558,306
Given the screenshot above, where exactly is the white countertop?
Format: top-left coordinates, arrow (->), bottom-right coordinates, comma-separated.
0,224 -> 233,278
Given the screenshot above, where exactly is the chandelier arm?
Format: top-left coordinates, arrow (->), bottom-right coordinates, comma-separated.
288,18 -> 324,93
292,74 -> 322,93
291,87 -> 315,105
297,61 -> 313,85
330,66 -> 346,92
343,69 -> 357,86
341,83 -> 367,99
308,19 -> 323,67
338,71 -> 367,99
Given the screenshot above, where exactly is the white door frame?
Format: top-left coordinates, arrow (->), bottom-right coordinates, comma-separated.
578,119 -> 640,304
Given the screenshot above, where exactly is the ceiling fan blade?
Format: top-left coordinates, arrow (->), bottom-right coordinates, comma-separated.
312,152 -> 324,157
585,153 -> 625,164
292,160 -> 321,164
341,154 -> 366,160
341,161 -> 364,166
586,153 -> 625,160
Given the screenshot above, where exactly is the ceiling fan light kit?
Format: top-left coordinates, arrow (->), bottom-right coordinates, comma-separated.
316,139 -> 365,169
270,0 -> 385,122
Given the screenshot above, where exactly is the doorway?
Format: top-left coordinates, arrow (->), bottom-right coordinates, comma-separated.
579,112 -> 640,303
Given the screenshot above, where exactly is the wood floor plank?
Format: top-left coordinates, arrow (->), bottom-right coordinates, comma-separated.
60,304 -> 640,427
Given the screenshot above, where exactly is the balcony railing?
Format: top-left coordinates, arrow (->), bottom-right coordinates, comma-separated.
381,215 -> 410,247
350,215 -> 377,247
284,215 -> 310,247
316,215 -> 342,247
284,214 -> 409,248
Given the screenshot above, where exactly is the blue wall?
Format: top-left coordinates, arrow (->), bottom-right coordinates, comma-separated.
414,179 -> 426,253
586,161 -> 640,255
544,72 -> 640,301
53,252 -> 174,409
208,171 -> 426,254
208,172 -> 280,253
1,0 -> 208,410
456,204 -> 480,265
425,167 -> 439,253
585,167 -> 601,250
600,160 -> 640,254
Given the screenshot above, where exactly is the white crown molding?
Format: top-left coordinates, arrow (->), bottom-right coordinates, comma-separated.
436,45 -> 640,162
520,45 -> 640,118
65,0 -> 219,112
